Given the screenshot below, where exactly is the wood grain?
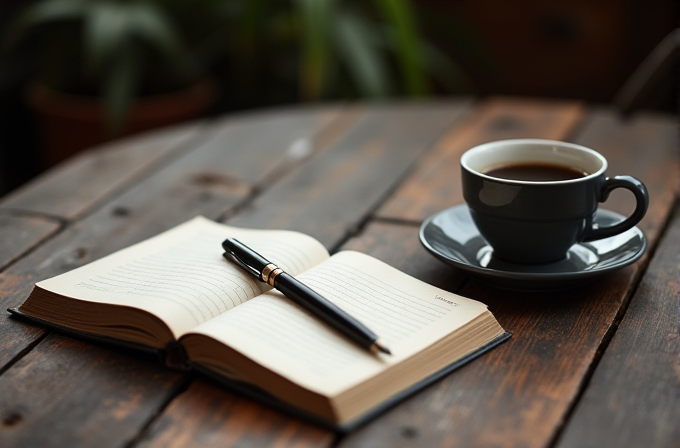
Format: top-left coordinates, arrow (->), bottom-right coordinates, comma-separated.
339,108 -> 678,447
136,379 -> 333,448
555,212 -> 680,446
0,213 -> 60,271
0,333 -> 185,448
0,106 -> 347,447
228,101 -> 472,248
0,123 -> 203,220
377,97 -> 585,222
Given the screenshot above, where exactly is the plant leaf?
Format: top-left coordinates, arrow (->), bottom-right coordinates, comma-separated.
334,11 -> 390,98
103,42 -> 140,136
293,0 -> 335,100
85,2 -> 131,75
375,0 -> 428,96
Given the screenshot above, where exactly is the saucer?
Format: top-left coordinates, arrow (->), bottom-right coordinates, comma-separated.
419,204 -> 646,291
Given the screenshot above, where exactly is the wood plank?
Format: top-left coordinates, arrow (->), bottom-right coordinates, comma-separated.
0,106 -> 347,447
0,213 -> 60,271
135,101 -> 473,447
339,108 -> 678,447
377,97 -> 585,222
0,123 -> 204,221
136,379 -> 333,448
0,333 -> 185,448
228,101 -> 472,248
556,208 -> 680,448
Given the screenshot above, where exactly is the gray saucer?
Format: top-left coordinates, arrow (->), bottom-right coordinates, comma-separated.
419,204 -> 647,291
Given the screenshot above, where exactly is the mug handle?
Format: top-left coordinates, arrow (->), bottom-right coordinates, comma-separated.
582,175 -> 649,242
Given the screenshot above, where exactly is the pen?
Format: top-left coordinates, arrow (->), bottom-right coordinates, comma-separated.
222,238 -> 391,355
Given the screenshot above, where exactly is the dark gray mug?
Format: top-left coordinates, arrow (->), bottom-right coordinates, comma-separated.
461,139 -> 649,264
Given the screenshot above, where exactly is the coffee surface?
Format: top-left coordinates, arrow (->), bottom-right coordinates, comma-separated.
483,162 -> 588,181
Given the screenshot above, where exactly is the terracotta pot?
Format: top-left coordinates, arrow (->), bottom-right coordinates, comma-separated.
27,78 -> 215,166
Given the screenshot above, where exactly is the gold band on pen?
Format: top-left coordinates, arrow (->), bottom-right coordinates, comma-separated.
261,263 -> 278,283
267,268 -> 284,286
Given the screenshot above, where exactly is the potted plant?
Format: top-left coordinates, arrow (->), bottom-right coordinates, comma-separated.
4,0 -> 221,165
4,0 -> 473,166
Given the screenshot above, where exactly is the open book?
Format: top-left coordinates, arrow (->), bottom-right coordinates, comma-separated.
12,217 -> 509,430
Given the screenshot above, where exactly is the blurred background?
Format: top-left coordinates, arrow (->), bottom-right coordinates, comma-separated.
0,0 -> 678,197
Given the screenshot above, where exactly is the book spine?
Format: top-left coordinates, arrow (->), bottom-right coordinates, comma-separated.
162,342 -> 190,371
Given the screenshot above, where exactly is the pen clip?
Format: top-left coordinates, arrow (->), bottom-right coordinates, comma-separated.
222,250 -> 262,281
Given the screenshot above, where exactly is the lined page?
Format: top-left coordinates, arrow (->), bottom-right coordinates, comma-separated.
186,251 -> 489,396
36,217 -> 329,338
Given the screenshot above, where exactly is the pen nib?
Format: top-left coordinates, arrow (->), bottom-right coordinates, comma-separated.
371,339 -> 392,355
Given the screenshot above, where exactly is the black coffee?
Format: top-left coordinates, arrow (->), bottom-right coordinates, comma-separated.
483,162 -> 588,181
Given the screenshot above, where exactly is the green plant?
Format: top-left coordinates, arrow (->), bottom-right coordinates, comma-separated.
220,0 -> 473,106
4,0 -> 224,133
4,0 -> 471,132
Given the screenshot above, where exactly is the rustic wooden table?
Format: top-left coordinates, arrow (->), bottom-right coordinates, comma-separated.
0,97 -> 678,448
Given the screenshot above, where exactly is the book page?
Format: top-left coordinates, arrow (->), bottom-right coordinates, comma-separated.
185,251 -> 489,396
36,217 -> 329,338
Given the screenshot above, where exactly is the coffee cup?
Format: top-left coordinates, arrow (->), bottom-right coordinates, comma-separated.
460,139 -> 648,264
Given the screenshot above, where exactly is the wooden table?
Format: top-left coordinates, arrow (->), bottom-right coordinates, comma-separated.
0,97 -> 678,448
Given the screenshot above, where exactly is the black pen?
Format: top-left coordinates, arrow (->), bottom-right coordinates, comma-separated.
222,238 -> 391,355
